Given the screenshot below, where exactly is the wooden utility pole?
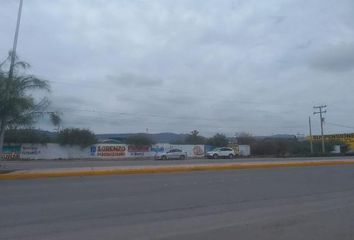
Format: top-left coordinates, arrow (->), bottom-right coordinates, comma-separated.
313,105 -> 327,154
309,116 -> 313,154
9,0 -> 24,79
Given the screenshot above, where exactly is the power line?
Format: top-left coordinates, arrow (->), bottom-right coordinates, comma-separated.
327,122 -> 354,130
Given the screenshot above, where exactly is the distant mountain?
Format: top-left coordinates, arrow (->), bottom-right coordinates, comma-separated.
96,132 -> 187,143
97,133 -> 299,144
268,134 -> 297,139
253,134 -> 297,140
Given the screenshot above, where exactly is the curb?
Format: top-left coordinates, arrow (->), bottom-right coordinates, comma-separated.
1,160 -> 354,180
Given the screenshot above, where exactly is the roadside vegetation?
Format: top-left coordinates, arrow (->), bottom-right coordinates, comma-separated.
4,128 -> 54,144
174,130 -> 346,156
206,133 -> 229,147
183,130 -> 206,144
4,128 -> 98,148
237,133 -> 346,156
173,130 -> 229,147
3,126 -> 346,156
57,128 -> 97,148
0,52 -> 60,155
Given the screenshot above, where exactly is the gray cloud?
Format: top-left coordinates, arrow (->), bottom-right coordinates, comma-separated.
309,43 -> 354,72
107,73 -> 163,87
2,0 -> 354,136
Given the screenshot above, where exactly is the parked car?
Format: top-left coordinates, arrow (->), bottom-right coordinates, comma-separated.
206,147 -> 236,159
155,149 -> 187,160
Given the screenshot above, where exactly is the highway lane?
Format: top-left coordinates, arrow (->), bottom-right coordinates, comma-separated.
1,156 -> 354,171
1,166 -> 354,239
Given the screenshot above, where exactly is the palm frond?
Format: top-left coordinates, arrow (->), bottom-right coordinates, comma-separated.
50,112 -> 62,127
0,52 -> 54,130
17,75 -> 50,91
14,61 -> 31,70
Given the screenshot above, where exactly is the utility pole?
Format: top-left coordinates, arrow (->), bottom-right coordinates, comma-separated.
1,0 -> 24,158
9,0 -> 24,79
308,116 -> 313,154
313,105 -> 327,154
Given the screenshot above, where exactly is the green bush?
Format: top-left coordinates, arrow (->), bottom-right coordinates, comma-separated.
184,130 -> 206,144
250,139 -> 346,156
4,128 -> 53,144
57,128 -> 97,148
207,133 -> 228,147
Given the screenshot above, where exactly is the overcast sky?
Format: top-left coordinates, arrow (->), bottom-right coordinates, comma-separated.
1,0 -> 354,136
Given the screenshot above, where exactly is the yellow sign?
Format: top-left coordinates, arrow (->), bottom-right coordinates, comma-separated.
311,133 -> 354,149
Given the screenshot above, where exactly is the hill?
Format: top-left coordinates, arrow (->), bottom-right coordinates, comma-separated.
96,132 -> 187,143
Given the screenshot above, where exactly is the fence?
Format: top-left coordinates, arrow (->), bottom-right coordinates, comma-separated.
1,143 -> 250,160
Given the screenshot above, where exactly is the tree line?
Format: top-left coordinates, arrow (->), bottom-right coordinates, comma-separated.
4,128 -> 346,156
174,131 -> 346,156
4,128 -> 97,148
236,133 -> 346,156
171,130 -> 229,147
3,129 -> 230,148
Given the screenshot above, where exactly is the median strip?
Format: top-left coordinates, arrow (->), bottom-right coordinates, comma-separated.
1,159 -> 354,180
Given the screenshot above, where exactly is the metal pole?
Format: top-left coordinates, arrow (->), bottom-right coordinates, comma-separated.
309,116 -> 313,154
314,105 -> 327,154
320,111 -> 325,153
1,0 -> 23,158
9,0 -> 24,79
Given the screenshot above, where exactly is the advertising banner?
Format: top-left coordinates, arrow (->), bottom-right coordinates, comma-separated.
151,144 -> 170,153
128,145 -> 153,157
312,133 -> 354,149
21,146 -> 41,156
170,144 -> 205,158
1,145 -> 21,159
91,144 -> 127,158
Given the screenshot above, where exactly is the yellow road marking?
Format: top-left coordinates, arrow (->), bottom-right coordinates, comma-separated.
1,160 -> 354,180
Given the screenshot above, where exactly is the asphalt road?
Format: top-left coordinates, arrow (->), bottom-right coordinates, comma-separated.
1,156 -> 354,171
1,165 -> 354,239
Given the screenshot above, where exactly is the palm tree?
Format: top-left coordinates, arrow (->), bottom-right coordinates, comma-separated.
0,52 -> 59,155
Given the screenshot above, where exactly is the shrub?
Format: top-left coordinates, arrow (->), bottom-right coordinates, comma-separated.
4,128 -> 53,144
57,128 -> 97,148
184,130 -> 206,144
207,133 -> 228,147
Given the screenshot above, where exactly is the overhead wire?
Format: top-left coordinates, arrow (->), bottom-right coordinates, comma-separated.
326,122 -> 354,130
